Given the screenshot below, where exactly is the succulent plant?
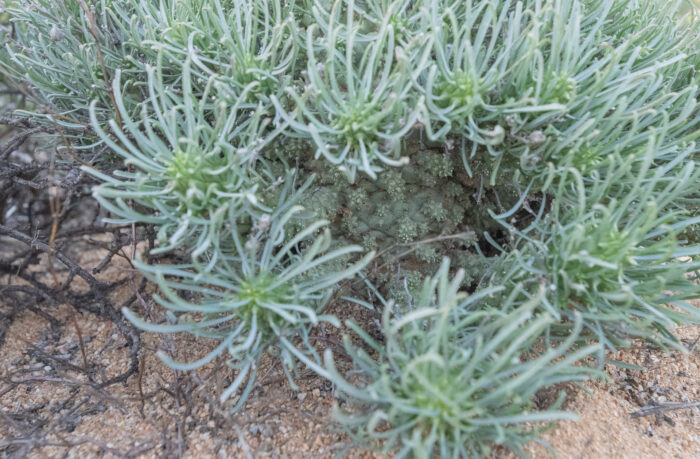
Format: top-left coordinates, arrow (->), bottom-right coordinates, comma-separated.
123,197 -> 373,410
271,0 -> 430,181
490,142 -> 700,352
298,260 -> 601,456
86,56 -> 278,257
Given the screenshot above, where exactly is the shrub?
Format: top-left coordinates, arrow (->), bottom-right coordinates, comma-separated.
272,0 -> 428,181
87,57 -> 277,255
124,198 -> 373,410
2,0 -> 699,455
490,142 -> 700,352
302,260 -> 601,457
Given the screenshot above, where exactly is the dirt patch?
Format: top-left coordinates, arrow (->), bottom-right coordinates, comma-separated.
525,320 -> 699,459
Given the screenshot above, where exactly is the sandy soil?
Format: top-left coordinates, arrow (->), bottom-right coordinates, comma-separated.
0,239 -> 698,458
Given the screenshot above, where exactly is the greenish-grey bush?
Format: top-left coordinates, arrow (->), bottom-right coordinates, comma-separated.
300,259 -> 602,457
2,0 -> 699,456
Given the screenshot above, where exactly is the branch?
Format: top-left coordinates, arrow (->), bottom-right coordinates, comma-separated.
630,401 -> 700,418
0,224 -> 108,291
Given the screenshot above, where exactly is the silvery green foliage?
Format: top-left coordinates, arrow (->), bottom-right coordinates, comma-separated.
490,142 -> 700,352
1,0 -> 298,127
81,49 -> 374,410
126,0 -> 299,104
301,260 -> 601,457
420,0 -> 700,183
124,199 -> 373,410
2,0 -> 700,455
272,0 -> 430,181
86,57 -> 278,256
2,0 -> 129,125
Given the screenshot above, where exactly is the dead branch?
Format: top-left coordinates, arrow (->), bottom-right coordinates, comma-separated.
630,401 -> 700,418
